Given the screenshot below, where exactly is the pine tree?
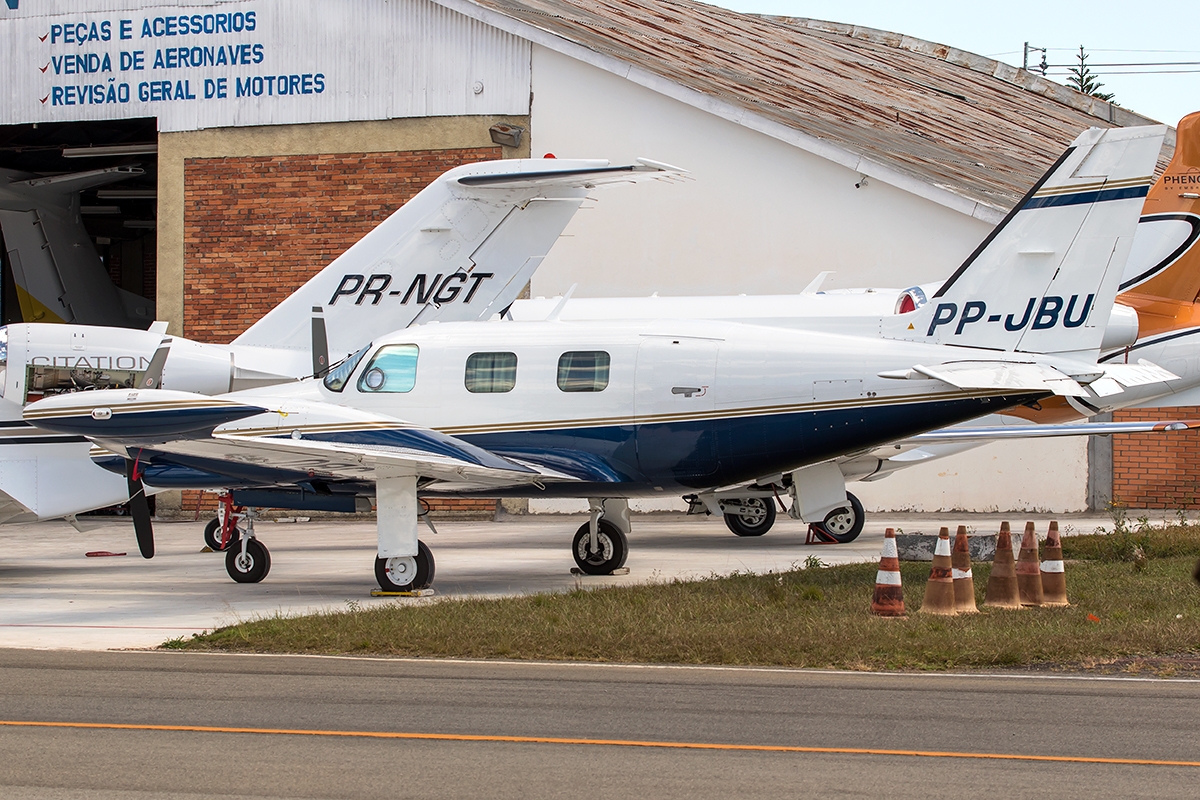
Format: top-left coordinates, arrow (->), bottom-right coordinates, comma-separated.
1067,46 -> 1116,102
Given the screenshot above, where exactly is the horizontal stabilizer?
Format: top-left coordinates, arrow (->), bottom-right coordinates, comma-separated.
455,159 -> 686,188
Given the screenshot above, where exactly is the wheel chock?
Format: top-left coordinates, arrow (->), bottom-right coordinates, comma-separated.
570,567 -> 631,576
200,545 -> 214,553
805,525 -> 840,545
369,588 -> 436,597
84,551 -> 126,557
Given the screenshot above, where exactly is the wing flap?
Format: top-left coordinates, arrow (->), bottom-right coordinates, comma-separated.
909,361 -> 1086,397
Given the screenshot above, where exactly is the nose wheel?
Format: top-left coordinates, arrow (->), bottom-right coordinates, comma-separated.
375,540 -> 435,592
572,519 -> 628,575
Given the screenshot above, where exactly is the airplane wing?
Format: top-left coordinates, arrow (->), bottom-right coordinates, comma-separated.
23,388 -> 573,491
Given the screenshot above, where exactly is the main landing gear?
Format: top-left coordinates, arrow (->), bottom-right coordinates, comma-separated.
571,499 -> 630,575
807,493 -> 866,544
203,493 -> 243,551
224,508 -> 271,583
687,483 -> 866,544
375,540 -> 436,592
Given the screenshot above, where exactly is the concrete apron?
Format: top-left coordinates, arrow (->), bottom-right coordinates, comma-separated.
0,512 -> 1121,650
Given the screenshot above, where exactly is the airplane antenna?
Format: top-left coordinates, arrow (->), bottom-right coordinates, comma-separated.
545,284 -> 578,322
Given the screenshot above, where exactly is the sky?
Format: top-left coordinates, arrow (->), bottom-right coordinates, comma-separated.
712,0 -> 1199,126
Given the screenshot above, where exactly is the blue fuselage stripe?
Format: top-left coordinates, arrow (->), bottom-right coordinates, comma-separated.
1023,185 -> 1149,210
107,394 -> 1045,499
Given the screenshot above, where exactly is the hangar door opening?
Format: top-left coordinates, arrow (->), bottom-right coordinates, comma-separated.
0,117 -> 158,328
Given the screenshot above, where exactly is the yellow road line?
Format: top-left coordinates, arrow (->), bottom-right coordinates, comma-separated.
1,721 -> 1197,767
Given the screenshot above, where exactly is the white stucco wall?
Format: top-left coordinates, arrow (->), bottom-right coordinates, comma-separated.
526,46 -> 1091,514
528,46 -> 990,297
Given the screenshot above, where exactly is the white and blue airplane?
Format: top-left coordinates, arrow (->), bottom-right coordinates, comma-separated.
21,124 -> 1168,592
509,112 -> 1200,542
0,157 -> 682,531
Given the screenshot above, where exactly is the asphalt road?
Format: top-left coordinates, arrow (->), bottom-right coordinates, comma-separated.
0,649 -> 1197,798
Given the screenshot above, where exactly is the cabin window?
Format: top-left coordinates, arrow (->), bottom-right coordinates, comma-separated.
357,344 -> 419,393
557,350 -> 610,392
322,344 -> 371,393
465,351 -> 517,393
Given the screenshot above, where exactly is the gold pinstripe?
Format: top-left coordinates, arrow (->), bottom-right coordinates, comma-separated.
1032,176 -> 1152,197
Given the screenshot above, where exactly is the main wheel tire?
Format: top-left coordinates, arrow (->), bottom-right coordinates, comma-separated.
203,517 -> 240,551
809,492 -> 866,543
723,497 -> 776,537
225,538 -> 271,583
374,540 -> 435,592
572,519 -> 628,575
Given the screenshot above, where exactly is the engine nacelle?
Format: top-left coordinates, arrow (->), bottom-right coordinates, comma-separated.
160,338 -> 235,395
1101,303 -> 1140,351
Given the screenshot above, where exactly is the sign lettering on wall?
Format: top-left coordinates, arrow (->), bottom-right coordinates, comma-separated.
0,0 -> 531,131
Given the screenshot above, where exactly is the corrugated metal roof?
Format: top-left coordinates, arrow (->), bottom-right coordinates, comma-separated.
452,0 -> 1176,215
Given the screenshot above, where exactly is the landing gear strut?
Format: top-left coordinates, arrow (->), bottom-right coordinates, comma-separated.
571,499 -> 630,575
204,493 -> 243,551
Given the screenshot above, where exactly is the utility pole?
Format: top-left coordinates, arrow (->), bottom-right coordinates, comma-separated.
1023,42 -> 1048,75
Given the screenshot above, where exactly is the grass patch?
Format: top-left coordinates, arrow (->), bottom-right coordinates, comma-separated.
177,542 -> 1200,671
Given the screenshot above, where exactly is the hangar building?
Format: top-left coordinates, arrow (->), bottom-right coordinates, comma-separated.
0,0 -> 1185,515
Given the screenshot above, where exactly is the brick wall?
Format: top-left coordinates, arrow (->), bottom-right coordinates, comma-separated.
179,490 -> 498,520
1112,406 -> 1200,508
180,147 -> 502,518
182,147 -> 500,343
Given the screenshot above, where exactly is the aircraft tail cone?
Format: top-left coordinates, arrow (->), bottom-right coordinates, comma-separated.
1016,521 -> 1045,607
871,528 -> 906,617
952,525 -> 978,613
1040,520 -> 1069,606
984,522 -> 1022,610
919,527 -> 958,616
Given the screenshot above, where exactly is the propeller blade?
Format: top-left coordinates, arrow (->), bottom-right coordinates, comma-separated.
125,459 -> 154,559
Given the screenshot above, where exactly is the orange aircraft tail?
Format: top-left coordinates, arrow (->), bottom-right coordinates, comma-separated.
1118,111 -> 1200,336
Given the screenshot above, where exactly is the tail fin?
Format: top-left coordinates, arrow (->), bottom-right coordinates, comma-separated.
0,166 -> 153,329
233,158 -> 683,360
887,124 -> 1165,355
1115,112 -> 1200,320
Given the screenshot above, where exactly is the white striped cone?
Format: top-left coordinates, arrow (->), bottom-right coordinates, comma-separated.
872,528 -> 905,617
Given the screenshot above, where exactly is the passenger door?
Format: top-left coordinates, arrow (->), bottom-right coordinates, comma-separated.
634,336 -> 720,482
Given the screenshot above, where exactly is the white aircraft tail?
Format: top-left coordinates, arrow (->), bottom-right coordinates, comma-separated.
888,125 -> 1166,355
233,158 -> 683,365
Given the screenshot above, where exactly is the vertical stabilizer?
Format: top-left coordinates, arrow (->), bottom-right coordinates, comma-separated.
888,125 -> 1165,355
233,159 -> 683,361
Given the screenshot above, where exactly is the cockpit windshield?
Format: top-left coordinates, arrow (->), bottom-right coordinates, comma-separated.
322,344 -> 371,392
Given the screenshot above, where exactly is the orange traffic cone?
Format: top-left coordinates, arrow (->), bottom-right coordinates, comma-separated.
952,525 -> 978,613
1016,521 -> 1045,607
871,528 -> 906,617
984,522 -> 1022,609
919,527 -> 957,615
1040,520 -> 1068,606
